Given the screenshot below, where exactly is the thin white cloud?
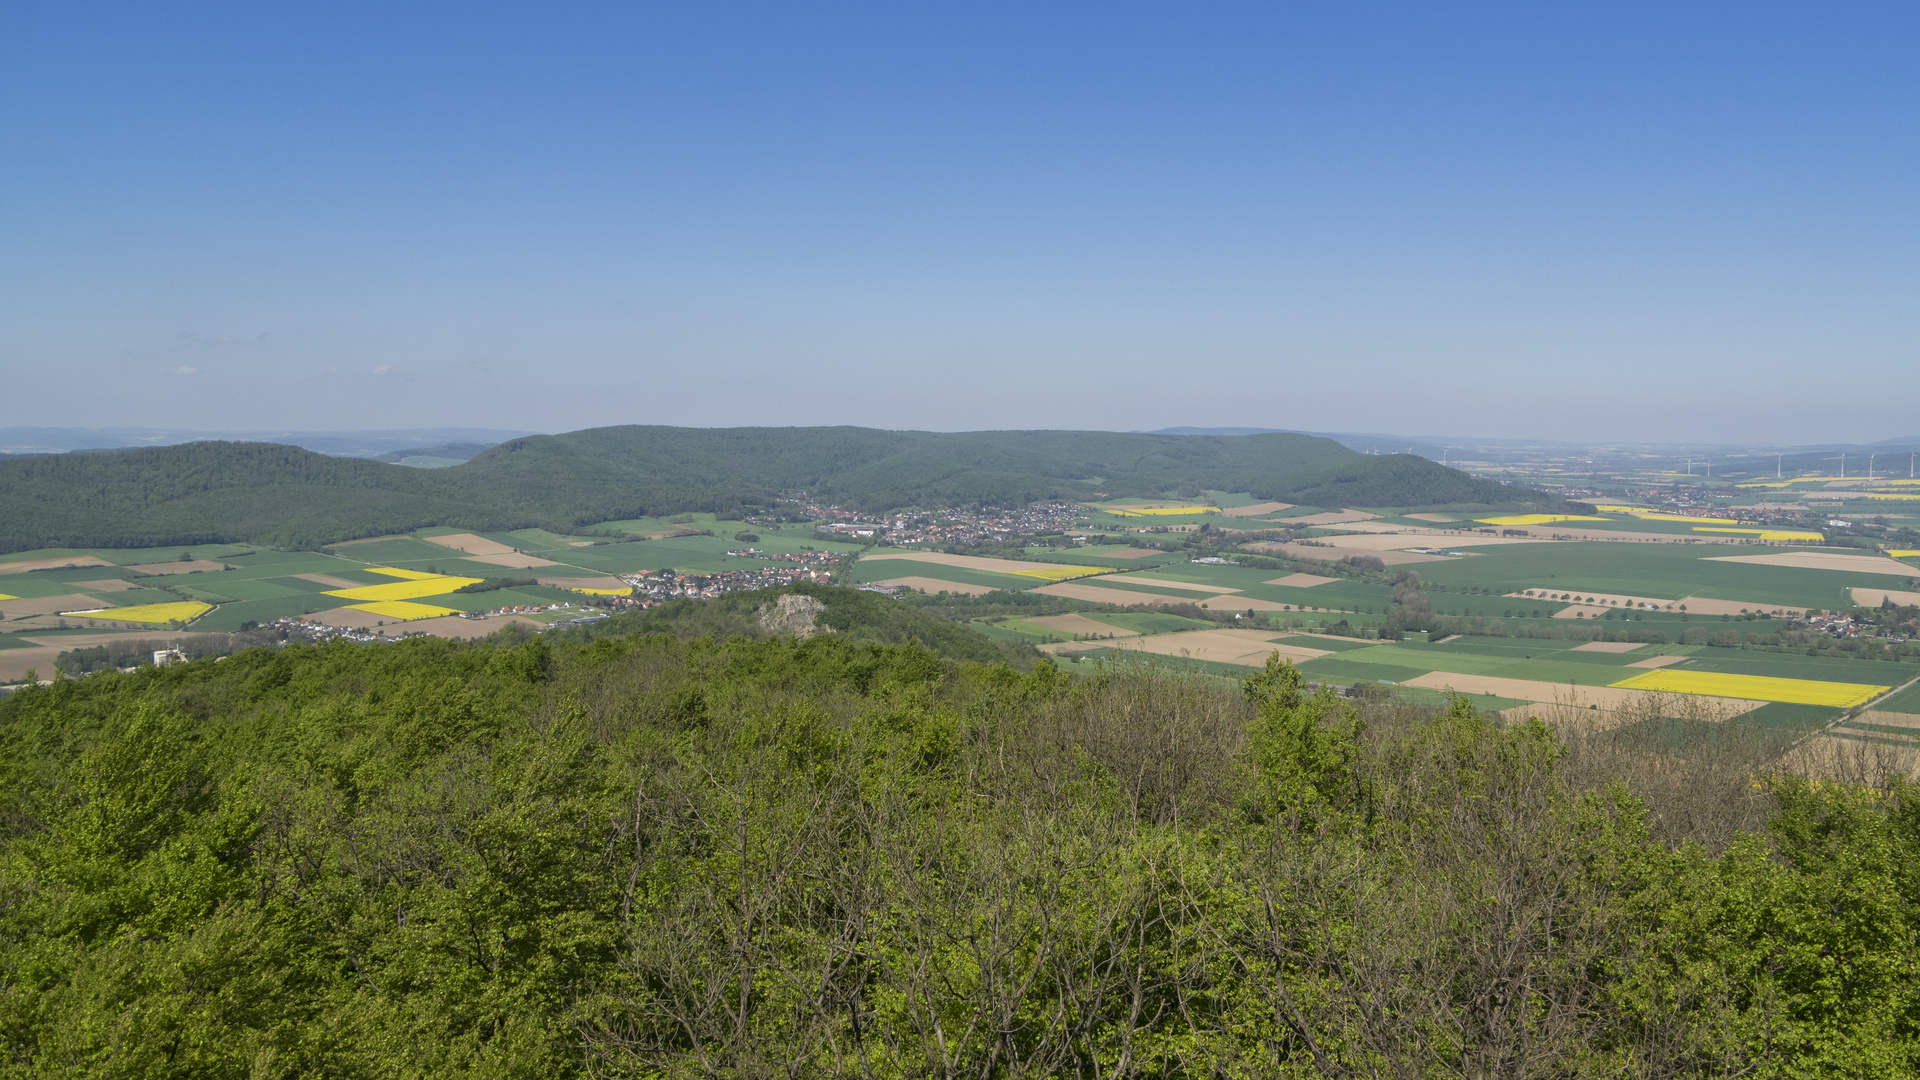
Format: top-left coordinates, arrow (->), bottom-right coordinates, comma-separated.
371,364 -> 391,375
172,365 -> 197,376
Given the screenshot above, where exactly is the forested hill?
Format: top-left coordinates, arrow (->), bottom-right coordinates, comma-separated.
1,627 -> 1911,1073
0,425 -> 1552,551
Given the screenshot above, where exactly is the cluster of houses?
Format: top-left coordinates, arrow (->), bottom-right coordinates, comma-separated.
784,497 -> 1088,547
617,565 -> 835,605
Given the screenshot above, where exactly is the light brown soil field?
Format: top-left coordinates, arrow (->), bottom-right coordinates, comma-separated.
862,551 -> 1089,575
1332,520 -> 1751,546
1035,640 -> 1107,655
1550,606 -> 1613,620
1,594 -> 125,620
1098,629 -> 1330,666
1030,582 -> 1196,606
1572,640 -> 1645,653
0,555 -> 114,574
1405,513 -> 1460,523
1220,502 -> 1295,517
1025,614 -> 1139,638
1195,596 -> 1297,612
1851,588 -> 1920,608
1671,596 -> 1808,617
1281,511 -> 1381,526
1706,551 -> 1920,576
1627,654 -> 1690,669
295,573 -> 364,589
873,576 -> 1002,596
1265,573 -> 1338,588
1099,574 -> 1240,594
422,532 -> 518,556
535,576 -> 631,591
0,632 -> 227,684
1511,589 -> 1683,610
465,552 -> 562,569
1244,542 -> 1452,566
387,614 -> 545,639
1852,710 -> 1920,728
1401,671 -> 1766,713
126,560 -> 230,575
70,578 -> 143,592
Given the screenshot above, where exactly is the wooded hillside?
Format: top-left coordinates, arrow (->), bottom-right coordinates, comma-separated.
1,626 -> 1913,1076
0,426 -> 1550,551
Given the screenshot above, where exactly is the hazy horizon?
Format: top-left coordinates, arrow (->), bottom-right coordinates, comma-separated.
4,4 -> 1915,442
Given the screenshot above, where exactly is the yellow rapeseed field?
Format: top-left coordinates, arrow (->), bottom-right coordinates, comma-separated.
1610,669 -> 1888,708
562,587 -> 632,596
60,601 -> 213,624
1010,566 -> 1110,582
349,600 -> 459,620
1103,506 -> 1220,517
1693,527 -> 1826,542
1475,514 -> 1608,527
325,571 -> 480,603
0,594 -> 15,602
1887,550 -> 1920,558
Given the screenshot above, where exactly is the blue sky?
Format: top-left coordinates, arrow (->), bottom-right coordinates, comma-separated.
2,3 -> 1914,441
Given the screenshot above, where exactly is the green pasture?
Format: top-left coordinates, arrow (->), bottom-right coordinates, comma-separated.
189,595 -> 353,632
1676,649 -> 1916,685
1087,611 -> 1215,635
1406,542 -> 1885,611
324,536 -> 474,565
1873,680 -> 1920,715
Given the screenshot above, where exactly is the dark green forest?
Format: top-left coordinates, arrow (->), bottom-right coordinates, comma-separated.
2,611 -> 1916,1076
0,426 -> 1552,552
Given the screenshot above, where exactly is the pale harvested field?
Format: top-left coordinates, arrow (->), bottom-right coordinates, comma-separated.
1031,582 -> 1195,606
71,578 -> 143,592
1854,710 -> 1920,729
874,576 -> 1001,596
1025,614 -> 1138,638
1099,629 -> 1330,667
0,632 -> 225,684
423,532 -> 517,556
1196,596 -> 1296,612
1851,588 -> 1920,608
0,555 -> 114,574
1,594 -> 122,619
1572,640 -> 1645,653
1220,502 -> 1295,517
1627,654 -> 1690,669
127,560 -> 230,575
1549,606 -> 1618,620
1100,574 -> 1240,594
1511,589 -> 1805,617
1282,511 -> 1381,526
1246,542 -> 1451,566
466,552 -> 562,569
295,573 -> 364,589
388,614 -> 544,639
1266,573 -> 1338,588
863,551 -> 1090,575
536,575 -> 631,592
1334,520 -> 1750,546
1405,513 -> 1460,523
1401,670 -> 1767,712
1674,596 -> 1808,617
1706,551 -> 1920,576
1036,640 -> 1106,655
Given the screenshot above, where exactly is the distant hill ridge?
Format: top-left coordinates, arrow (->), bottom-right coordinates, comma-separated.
0,424 -> 1555,552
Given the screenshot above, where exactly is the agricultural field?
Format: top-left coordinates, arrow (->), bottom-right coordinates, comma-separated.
0,518 -> 872,674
